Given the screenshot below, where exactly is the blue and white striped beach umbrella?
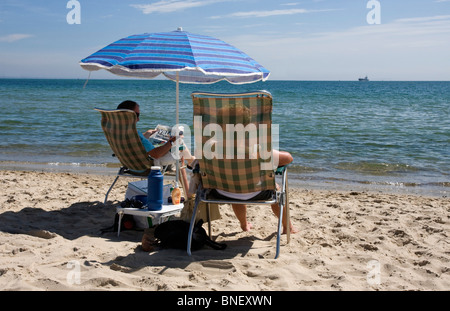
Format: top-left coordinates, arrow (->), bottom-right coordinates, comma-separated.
80,28 -> 270,85
80,28 -> 270,185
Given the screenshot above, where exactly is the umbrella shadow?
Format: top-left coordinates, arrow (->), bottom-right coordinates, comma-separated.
218,230 -> 278,242
0,199 -> 254,248
0,201 -> 277,273
0,201 -> 117,240
101,236 -> 255,273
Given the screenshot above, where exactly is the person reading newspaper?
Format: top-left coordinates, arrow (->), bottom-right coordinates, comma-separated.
117,100 -> 194,192
117,100 -> 193,165
146,124 -> 193,168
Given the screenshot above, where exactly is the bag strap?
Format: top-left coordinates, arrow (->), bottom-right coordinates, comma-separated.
204,237 -> 227,250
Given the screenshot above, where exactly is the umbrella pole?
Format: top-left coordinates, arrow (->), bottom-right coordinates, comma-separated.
175,72 -> 180,187
176,72 -> 180,125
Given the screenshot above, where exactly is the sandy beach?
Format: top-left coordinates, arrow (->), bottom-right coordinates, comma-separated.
0,169 -> 448,291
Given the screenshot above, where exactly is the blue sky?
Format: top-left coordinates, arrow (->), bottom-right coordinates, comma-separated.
1,0 -> 449,80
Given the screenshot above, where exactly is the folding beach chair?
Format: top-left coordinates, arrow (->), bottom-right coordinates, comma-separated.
187,91 -> 290,259
95,108 -> 176,204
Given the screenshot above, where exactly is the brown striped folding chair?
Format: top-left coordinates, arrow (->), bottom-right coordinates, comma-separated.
95,108 -> 155,204
187,91 -> 290,259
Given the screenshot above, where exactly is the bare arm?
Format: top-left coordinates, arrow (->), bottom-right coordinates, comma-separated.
142,129 -> 157,139
148,136 -> 176,159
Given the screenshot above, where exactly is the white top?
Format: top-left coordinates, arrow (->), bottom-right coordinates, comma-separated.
216,189 -> 260,200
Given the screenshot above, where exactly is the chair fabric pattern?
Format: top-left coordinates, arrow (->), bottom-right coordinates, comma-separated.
98,109 -> 153,171
193,93 -> 275,193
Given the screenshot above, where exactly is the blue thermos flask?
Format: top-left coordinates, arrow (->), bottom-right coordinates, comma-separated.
147,166 -> 163,211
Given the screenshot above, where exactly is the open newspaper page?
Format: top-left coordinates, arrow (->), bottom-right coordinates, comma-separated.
148,124 -> 172,146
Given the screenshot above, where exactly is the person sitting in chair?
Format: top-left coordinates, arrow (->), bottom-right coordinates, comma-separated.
213,150 -> 298,234
117,100 -> 194,162
117,100 -> 177,159
117,100 -> 194,192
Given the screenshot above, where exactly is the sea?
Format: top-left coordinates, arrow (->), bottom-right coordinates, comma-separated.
0,78 -> 449,196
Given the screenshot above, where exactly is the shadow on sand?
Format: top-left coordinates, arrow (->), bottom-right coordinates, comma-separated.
0,201 -> 284,271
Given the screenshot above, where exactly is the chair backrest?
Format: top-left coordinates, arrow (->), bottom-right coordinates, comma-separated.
95,108 -> 153,171
192,91 -> 276,193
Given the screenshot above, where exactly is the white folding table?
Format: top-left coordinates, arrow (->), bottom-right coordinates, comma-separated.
115,203 -> 183,237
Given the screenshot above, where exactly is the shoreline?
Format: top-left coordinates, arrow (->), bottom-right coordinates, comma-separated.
1,160 -> 448,198
0,169 -> 448,291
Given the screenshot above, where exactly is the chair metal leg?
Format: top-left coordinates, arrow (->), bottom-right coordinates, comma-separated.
206,203 -> 212,238
275,191 -> 284,259
274,167 -> 289,258
104,175 -> 120,204
186,169 -> 289,259
187,191 -> 201,256
117,211 -> 123,237
284,169 -> 290,244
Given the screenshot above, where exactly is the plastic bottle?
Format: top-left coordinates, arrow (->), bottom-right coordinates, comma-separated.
147,166 -> 163,211
171,186 -> 182,205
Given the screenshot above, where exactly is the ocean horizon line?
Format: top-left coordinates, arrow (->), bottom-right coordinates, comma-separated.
1,77 -> 449,83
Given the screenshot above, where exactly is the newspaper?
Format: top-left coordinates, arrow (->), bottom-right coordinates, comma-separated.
148,124 -> 172,145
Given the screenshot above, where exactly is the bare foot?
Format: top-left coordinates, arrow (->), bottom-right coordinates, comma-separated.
241,221 -> 253,232
283,225 -> 299,234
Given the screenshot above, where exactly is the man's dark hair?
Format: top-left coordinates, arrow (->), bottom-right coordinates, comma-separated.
117,100 -> 138,110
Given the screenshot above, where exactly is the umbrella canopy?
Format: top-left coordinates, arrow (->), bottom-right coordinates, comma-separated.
80,28 -> 270,85
80,28 -> 270,186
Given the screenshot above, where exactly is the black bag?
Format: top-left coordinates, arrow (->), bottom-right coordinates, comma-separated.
154,219 -> 227,251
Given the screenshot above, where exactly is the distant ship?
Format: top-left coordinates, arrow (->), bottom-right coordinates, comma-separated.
359,76 -> 369,82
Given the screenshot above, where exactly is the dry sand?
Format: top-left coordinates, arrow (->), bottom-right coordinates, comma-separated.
0,169 -> 448,291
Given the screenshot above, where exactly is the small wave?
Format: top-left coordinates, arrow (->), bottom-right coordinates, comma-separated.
426,181 -> 450,188
48,162 -> 110,167
287,164 -> 327,174
1,160 -> 120,169
47,161 -> 120,168
334,161 -> 419,176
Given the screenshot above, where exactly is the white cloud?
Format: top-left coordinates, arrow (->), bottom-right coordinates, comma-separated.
296,14 -> 450,45
396,14 -> 450,23
131,0 -> 227,14
224,14 -> 450,80
211,8 -> 336,19
212,8 -> 308,18
0,34 -> 33,43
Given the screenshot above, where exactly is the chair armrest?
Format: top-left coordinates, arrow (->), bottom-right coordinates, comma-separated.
275,165 -> 288,175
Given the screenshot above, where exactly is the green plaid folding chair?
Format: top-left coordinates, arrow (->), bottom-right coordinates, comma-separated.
187,91 -> 290,259
95,108 -> 156,204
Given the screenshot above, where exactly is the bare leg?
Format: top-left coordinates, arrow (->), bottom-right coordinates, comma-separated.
230,150 -> 294,233
231,203 -> 297,234
180,165 -> 189,197
272,150 -> 297,233
273,150 -> 294,168
271,203 -> 298,234
231,204 -> 253,231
